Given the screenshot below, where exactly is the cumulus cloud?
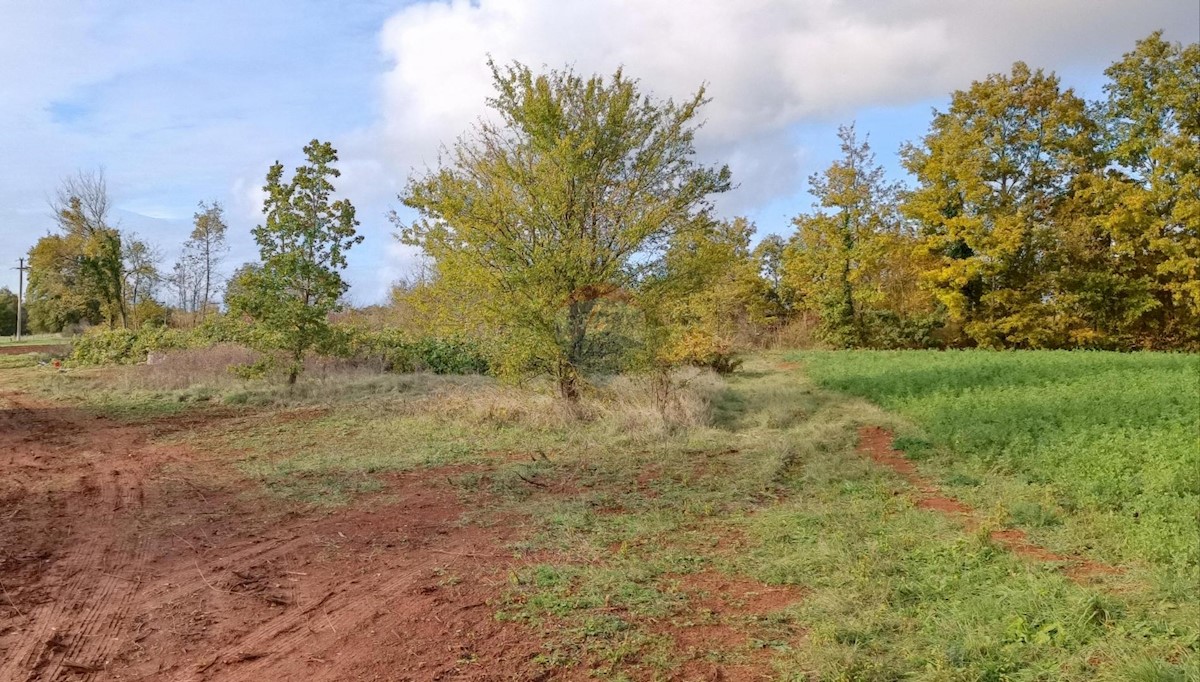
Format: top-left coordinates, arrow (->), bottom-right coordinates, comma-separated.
1,1 -> 1192,298
372,0 -> 1195,213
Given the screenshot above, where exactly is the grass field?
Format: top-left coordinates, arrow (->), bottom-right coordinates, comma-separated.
8,351 -> 1197,679
799,351 -> 1200,584
0,333 -> 69,347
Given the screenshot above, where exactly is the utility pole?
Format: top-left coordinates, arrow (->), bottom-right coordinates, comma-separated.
14,257 -> 27,341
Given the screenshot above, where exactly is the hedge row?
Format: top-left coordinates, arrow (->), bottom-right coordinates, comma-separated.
70,320 -> 489,376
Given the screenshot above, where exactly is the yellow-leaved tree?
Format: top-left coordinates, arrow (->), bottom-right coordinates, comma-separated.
398,61 -> 731,400
785,124 -> 936,348
901,63 -> 1102,347
1093,32 -> 1200,348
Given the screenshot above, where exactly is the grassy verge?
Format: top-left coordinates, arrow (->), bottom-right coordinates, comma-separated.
0,333 -> 70,348
3,352 -> 1195,679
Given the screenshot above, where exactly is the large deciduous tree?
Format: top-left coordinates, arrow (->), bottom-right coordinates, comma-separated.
901,63 -> 1102,347
787,125 -> 932,347
27,170 -> 128,331
228,140 -> 362,384
1093,32 -> 1200,347
398,60 -> 731,399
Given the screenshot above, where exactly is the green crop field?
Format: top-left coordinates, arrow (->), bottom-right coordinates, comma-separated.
799,351 -> 1200,584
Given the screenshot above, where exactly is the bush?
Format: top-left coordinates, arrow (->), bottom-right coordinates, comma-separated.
70,318 -> 489,376
407,337 -> 490,374
70,318 -> 249,366
860,311 -> 947,350
324,326 -> 489,375
661,329 -> 743,375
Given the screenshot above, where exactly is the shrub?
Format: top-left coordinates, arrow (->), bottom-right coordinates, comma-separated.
860,311 -> 946,350
70,323 -> 231,366
328,326 -> 489,375
661,329 -> 743,375
70,328 -> 140,365
70,317 -> 489,376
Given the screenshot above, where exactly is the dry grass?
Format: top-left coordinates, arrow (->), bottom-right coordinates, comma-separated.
595,368 -> 724,434
130,345 -> 397,391
34,342 -> 728,435
136,344 -> 260,389
424,367 -> 725,435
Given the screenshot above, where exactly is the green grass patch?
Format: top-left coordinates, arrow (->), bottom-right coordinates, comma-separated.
0,333 -> 70,348
798,350 -> 1200,587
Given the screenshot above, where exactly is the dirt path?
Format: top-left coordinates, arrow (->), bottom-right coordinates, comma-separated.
857,426 -> 1120,582
0,391 -> 546,681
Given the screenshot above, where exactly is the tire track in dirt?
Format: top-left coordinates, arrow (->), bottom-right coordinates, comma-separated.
48,476 -> 150,681
0,389 -> 550,681
0,392 -> 161,681
857,426 -> 1121,582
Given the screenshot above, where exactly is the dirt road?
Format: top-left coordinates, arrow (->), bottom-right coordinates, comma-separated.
0,391 -> 544,681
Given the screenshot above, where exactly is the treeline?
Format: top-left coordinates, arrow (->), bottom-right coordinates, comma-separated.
24,173 -> 230,334
384,31 -> 1197,395
788,33 -> 1198,351
23,32 -> 1198,396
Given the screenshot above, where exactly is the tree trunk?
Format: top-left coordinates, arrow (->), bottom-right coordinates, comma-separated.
288,348 -> 303,386
557,362 -> 579,401
201,240 -> 211,321
558,300 -> 592,402
839,216 -> 857,347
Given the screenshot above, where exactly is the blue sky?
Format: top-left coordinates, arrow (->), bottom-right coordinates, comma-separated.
1,1 -> 1196,303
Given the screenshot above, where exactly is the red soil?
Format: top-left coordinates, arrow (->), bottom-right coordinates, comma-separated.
654,571 -> 804,681
0,390 -> 549,681
857,426 -> 1121,582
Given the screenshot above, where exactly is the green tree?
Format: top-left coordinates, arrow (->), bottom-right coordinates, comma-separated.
642,216 -> 770,372
228,140 -> 363,384
0,288 -> 26,337
187,200 -> 230,320
26,233 -> 93,332
787,124 -> 906,347
122,235 -> 164,327
1093,32 -> 1200,347
901,63 -> 1101,347
26,171 -> 127,331
752,234 -> 796,321
399,60 -> 731,399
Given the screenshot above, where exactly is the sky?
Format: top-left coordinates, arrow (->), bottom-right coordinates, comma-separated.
1,0 -> 1196,303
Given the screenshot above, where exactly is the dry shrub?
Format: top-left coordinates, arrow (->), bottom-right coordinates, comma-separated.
424,368 -> 725,436
426,381 -> 582,430
596,368 -> 724,435
766,314 -> 825,350
304,354 -> 389,380
130,344 -> 260,390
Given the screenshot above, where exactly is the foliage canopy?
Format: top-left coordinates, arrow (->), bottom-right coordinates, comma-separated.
399,60 -> 732,397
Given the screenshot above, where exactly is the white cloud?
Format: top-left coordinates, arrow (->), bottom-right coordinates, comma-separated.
1,1 -> 1192,298
361,0 -> 1194,295
371,0 -> 1195,210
